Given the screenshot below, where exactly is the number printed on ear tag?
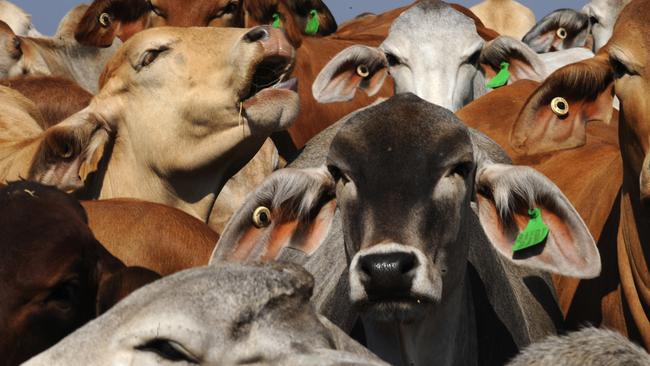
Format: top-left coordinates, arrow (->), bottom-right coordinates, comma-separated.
513,208 -> 550,253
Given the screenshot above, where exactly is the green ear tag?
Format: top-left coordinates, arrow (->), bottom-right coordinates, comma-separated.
305,9 -> 320,35
486,62 -> 510,89
512,208 -> 550,253
272,13 -> 282,29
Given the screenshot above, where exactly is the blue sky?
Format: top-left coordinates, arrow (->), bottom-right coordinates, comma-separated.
16,0 -> 588,36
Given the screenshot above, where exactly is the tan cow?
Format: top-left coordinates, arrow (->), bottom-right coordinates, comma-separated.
470,0 -> 535,39
0,26 -> 299,226
0,5 -> 120,93
0,0 -> 41,37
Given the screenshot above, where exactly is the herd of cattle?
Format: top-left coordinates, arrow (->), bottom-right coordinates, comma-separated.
1,0 -> 650,364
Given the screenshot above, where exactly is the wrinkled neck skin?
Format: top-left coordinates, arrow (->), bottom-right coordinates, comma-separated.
363,273 -> 476,366
23,37 -> 118,93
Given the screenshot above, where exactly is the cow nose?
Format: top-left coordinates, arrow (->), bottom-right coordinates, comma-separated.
244,26 -> 270,43
358,252 -> 418,298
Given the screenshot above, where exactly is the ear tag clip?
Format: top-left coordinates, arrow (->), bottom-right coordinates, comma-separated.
272,13 -> 282,29
512,208 -> 549,253
486,61 -> 510,89
305,9 -> 320,35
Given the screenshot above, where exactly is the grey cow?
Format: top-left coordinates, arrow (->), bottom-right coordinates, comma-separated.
211,94 -> 601,366
311,0 -> 592,112
24,263 -> 386,366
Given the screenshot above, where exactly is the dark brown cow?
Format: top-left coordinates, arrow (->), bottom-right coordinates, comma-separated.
0,77 -> 92,129
82,199 -> 220,276
483,0 -> 650,349
0,181 -> 159,366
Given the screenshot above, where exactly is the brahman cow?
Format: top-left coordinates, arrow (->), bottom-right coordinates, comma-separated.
24,263 -> 387,366
212,94 -> 601,365
507,328 -> 650,366
470,0 -> 535,39
313,1 -> 592,114
0,181 -> 159,366
0,5 -> 120,93
0,0 -> 41,37
513,0 -> 650,349
0,26 -> 299,227
523,0 -> 632,53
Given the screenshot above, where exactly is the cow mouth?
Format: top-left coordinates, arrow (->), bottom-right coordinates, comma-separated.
356,296 -> 433,323
242,54 -> 297,103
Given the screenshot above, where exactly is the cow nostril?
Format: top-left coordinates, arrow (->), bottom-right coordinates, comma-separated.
358,252 -> 418,281
400,253 -> 416,274
244,27 -> 270,43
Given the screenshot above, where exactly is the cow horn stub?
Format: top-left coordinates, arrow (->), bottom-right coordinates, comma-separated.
356,65 -> 370,78
556,27 -> 568,40
551,97 -> 569,117
252,206 -> 272,228
99,13 -> 113,28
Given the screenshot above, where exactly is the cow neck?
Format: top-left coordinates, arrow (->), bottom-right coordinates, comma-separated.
617,171 -> 650,348
94,126 -> 227,224
24,37 -> 116,93
362,273 -> 477,366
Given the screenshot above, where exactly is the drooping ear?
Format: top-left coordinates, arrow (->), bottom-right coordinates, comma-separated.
480,36 -> 549,84
96,266 -> 161,315
522,9 -> 591,53
475,163 -> 600,278
210,167 -> 337,265
28,108 -> 112,192
74,0 -> 150,47
510,53 -> 614,155
312,45 -> 388,103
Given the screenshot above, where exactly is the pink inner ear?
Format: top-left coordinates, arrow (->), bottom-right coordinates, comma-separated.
290,200 -> 337,255
509,59 -> 542,82
262,220 -> 298,261
229,226 -> 266,262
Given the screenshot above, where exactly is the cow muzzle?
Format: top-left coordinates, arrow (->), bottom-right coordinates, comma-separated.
349,243 -> 441,322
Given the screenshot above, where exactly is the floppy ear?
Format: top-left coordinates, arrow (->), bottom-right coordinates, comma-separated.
510,54 -> 614,155
74,0 -> 150,47
312,45 -> 388,103
96,266 -> 161,315
522,9 -> 591,53
475,163 -> 600,278
28,109 -> 111,192
480,36 -> 549,84
210,167 -> 337,264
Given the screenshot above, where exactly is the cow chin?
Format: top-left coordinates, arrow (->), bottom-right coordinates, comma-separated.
356,296 -> 434,323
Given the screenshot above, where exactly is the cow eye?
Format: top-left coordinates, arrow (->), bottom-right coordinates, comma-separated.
447,162 -> 472,179
224,1 -> 239,14
136,339 -> 199,363
589,15 -> 599,25
46,280 -> 80,310
137,46 -> 169,70
610,56 -> 638,79
466,49 -> 481,66
328,165 -> 350,185
385,52 -> 400,67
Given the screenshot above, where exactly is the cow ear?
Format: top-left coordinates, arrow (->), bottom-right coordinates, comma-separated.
28,109 -> 111,192
475,164 -> 600,278
522,9 -> 590,53
312,45 -> 388,103
480,36 -> 548,84
210,167 -> 337,264
96,266 -> 161,314
510,54 -> 614,155
74,0 -> 150,47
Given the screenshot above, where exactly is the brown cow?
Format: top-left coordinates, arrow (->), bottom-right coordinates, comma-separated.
0,181 -> 159,366
82,199 -> 219,276
494,0 -> 650,349
0,5 -> 120,93
0,76 -> 92,129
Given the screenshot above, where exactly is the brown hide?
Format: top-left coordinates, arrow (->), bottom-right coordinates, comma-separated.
0,77 -> 92,129
82,199 -> 220,276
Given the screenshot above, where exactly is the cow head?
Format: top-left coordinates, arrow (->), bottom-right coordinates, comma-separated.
26,26 -> 298,222
147,0 -> 244,28
0,20 -> 30,78
0,181 -> 159,366
24,263 -> 386,366
212,94 -> 600,324
75,0 -> 151,47
312,1 -> 548,112
0,0 -> 41,37
514,0 -> 650,192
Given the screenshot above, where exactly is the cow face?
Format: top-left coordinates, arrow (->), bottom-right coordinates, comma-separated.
313,1 -> 549,112
0,0 -> 41,37
0,182 -> 159,366
148,0 -> 243,27
0,21 -> 25,78
211,94 -> 599,325
582,0 -> 632,51
24,264 -> 386,366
